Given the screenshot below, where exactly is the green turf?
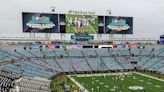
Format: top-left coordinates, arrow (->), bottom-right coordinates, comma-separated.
72,73 -> 164,92
50,75 -> 79,92
65,14 -> 98,34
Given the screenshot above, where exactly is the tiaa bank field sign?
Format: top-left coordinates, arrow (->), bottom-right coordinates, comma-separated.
68,10 -> 95,15
71,35 -> 94,41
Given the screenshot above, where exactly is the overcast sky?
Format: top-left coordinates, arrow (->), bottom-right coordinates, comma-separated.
0,0 -> 164,39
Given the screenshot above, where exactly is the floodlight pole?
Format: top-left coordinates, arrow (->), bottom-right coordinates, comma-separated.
48,6 -> 56,40
106,9 -> 114,41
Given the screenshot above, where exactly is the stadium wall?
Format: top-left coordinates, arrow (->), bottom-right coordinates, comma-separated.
0,0 -> 164,40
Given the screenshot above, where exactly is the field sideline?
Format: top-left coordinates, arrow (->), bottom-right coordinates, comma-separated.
69,72 -> 164,92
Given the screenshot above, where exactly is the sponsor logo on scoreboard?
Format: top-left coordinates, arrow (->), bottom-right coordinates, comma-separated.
71,35 -> 94,41
68,10 -> 95,15
26,16 -> 55,29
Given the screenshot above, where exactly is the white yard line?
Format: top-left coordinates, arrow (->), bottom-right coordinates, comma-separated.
134,72 -> 164,82
71,72 -> 132,77
67,75 -> 89,92
88,23 -> 97,34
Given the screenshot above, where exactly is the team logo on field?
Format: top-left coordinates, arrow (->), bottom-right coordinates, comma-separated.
129,86 -> 144,90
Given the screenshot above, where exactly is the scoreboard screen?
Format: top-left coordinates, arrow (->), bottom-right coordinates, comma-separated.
65,14 -> 98,34
160,39 -> 164,44
105,16 -> 133,34
22,12 -> 59,33
160,35 -> 164,44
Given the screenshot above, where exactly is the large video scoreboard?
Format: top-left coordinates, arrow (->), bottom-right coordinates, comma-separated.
160,35 -> 164,44
22,12 -> 59,33
105,16 -> 133,34
22,12 -> 133,34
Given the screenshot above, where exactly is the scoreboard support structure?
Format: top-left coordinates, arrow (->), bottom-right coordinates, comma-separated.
122,34 -> 127,42
109,34 -> 114,41
122,34 -> 127,39
45,33 -> 50,40
61,33 -> 66,40
29,33 -> 35,40
97,34 -> 102,41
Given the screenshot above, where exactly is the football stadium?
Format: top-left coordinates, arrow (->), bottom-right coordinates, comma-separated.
0,0 -> 164,92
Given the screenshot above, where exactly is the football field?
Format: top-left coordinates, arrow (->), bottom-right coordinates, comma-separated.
66,14 -> 98,34
71,73 -> 164,92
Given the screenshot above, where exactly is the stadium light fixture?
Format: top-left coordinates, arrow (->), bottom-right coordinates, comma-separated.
50,6 -> 56,13
107,9 -> 112,15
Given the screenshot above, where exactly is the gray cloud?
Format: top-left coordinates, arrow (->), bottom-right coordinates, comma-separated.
0,0 -> 163,39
